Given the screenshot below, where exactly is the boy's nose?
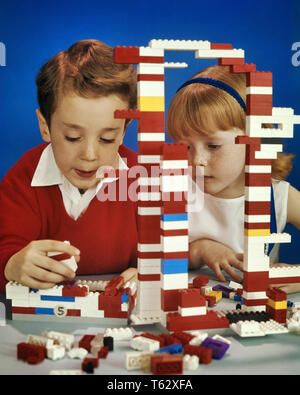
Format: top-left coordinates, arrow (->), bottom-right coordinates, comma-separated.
193,153 -> 208,167
81,143 -> 98,161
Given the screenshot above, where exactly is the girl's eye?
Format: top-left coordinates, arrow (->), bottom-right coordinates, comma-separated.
65,136 -> 80,142
208,144 -> 221,150
101,138 -> 115,144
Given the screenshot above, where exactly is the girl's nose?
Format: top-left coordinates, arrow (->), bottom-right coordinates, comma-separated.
193,151 -> 208,167
81,142 -> 97,161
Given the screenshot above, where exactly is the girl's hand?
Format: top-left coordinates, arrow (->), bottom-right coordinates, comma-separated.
270,263 -> 300,294
4,240 -> 80,289
190,238 -> 243,283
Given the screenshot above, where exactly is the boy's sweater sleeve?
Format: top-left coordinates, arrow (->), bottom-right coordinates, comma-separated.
0,164 -> 41,293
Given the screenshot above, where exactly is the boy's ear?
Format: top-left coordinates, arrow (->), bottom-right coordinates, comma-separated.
36,109 -> 51,142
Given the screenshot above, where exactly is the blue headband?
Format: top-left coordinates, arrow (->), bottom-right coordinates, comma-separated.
176,77 -> 246,112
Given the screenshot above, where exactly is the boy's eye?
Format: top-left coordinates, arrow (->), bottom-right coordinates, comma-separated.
101,138 -> 115,144
65,136 -> 80,142
208,144 -> 221,150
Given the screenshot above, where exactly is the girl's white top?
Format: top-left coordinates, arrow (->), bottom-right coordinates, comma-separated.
188,177 -> 289,264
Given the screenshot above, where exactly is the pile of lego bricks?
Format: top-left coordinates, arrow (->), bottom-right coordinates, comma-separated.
6,275 -> 137,321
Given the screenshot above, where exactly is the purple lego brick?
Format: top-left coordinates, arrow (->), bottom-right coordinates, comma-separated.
201,337 -> 230,360
212,284 -> 232,298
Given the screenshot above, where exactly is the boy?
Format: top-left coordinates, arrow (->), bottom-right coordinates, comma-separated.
0,39 -> 138,292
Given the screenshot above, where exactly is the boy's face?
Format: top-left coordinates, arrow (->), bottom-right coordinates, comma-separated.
178,129 -> 246,199
37,93 -> 128,191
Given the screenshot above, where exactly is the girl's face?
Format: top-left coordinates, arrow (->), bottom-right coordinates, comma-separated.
178,129 -> 246,198
37,94 -> 128,191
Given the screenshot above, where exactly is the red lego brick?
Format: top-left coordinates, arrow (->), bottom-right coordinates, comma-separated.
243,271 -> 269,292
62,284 -> 88,297
17,342 -> 46,364
138,273 -> 161,281
266,287 -> 287,301
138,141 -> 164,155
269,276 -> 300,284
246,71 -> 273,87
166,310 -> 229,331
218,57 -> 245,66
161,143 -> 188,160
161,228 -> 188,237
66,309 -> 81,317
98,346 -> 109,359
171,331 -> 195,345
183,344 -> 212,364
114,46 -> 140,64
138,215 -> 161,244
245,173 -> 271,187
82,357 -> 99,373
242,297 -> 268,307
104,276 -> 124,296
245,201 -> 271,215
151,354 -> 183,375
231,63 -> 256,73
140,332 -> 165,348
162,251 -> 189,260
159,333 -> 180,346
78,335 -> 96,352
211,43 -> 233,50
178,288 -> 206,308
205,294 -> 217,307
192,275 -> 209,287
266,305 -> 287,323
235,135 -> 261,149
244,222 -> 270,229
138,74 -> 164,81
161,289 -> 179,312
246,94 -> 273,116
12,307 -> 35,315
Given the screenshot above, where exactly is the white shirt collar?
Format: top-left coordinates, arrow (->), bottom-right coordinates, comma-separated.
31,144 -> 129,220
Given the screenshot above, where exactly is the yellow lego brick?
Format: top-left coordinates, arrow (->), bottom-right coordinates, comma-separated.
244,229 -> 270,236
138,96 -> 165,111
206,290 -> 222,303
268,299 -> 287,310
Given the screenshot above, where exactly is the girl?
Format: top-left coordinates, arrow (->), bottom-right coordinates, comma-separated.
166,65 -> 300,293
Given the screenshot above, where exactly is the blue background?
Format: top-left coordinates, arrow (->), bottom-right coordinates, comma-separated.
0,0 -> 300,263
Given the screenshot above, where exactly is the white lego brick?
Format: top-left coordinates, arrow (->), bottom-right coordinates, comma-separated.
255,150 -> 280,159
149,39 -> 211,50
104,327 -> 134,341
137,63 -> 164,75
160,174 -> 188,192
138,243 -> 161,252
139,46 -> 164,57
6,282 -> 29,300
161,273 -> 188,290
259,143 -> 283,152
138,206 -> 162,216
138,177 -> 160,186
268,233 -> 291,244
130,313 -> 161,325
130,336 -> 160,352
183,354 -> 199,370
259,320 -> 289,335
242,291 -> 267,300
160,220 -> 188,231
228,281 -> 243,290
164,62 -> 188,68
137,258 -> 161,274
138,81 -> 165,97
245,165 -> 272,173
161,235 -> 189,252
246,87 -> 273,95
125,351 -> 151,371
189,331 -> 208,345
137,285 -> 161,311
68,347 -> 88,360
245,214 -> 271,223
230,320 -> 265,337
75,279 -> 108,292
178,306 -> 207,317
43,331 -> 74,350
245,186 -> 271,201
161,160 -> 188,169
269,265 -> 300,279
27,334 -> 54,349
138,154 -> 161,163
49,370 -> 82,375
47,345 -> 66,360
138,133 -> 165,142
195,48 -> 244,59
121,303 -> 129,312
37,285 -> 64,296
138,192 -> 161,201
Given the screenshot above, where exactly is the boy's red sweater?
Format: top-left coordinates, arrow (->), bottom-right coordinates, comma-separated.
0,143 -> 138,293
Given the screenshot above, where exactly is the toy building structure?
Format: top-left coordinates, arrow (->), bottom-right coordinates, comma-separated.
5,39 -> 300,335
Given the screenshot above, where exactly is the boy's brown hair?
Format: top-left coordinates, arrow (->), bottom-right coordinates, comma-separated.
36,39 -> 137,129
166,65 -> 294,180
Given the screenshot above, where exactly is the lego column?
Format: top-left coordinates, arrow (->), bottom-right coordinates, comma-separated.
160,144 -> 189,323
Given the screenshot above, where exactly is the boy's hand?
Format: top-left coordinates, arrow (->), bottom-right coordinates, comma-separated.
120,267 -> 137,286
4,240 -> 80,289
270,263 -> 300,294
190,238 -> 243,283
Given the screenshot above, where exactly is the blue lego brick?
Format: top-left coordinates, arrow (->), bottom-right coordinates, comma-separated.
161,259 -> 188,274
30,288 -> 39,293
161,213 -> 188,222
201,337 -> 230,360
40,295 -> 75,302
34,307 -> 55,315
155,343 -> 183,354
121,292 -> 129,303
